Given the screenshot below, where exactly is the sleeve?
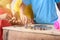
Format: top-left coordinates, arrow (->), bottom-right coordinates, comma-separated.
55,0 -> 60,3
22,0 -> 31,5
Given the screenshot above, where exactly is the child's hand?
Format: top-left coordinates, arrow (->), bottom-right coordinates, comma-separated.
20,13 -> 28,25
20,13 -> 34,25
27,18 -> 34,24
9,17 -> 24,26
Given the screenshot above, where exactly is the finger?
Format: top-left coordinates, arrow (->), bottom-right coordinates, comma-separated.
24,16 -> 28,25
6,15 -> 11,20
20,15 -> 28,25
20,16 -> 24,24
20,16 -> 23,24
22,17 -> 26,24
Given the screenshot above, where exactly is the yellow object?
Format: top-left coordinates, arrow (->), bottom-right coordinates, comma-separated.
14,0 -> 22,12
13,0 -> 22,19
24,5 -> 34,19
14,0 -> 33,19
0,0 -> 12,8
0,0 -> 12,17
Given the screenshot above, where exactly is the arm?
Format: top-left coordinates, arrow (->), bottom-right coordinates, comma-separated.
20,3 -> 28,25
20,0 -> 31,14
20,0 -> 34,25
20,3 -> 26,15
20,3 -> 34,25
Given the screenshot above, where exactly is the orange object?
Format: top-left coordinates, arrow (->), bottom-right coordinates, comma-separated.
0,7 -> 5,15
0,7 -> 12,40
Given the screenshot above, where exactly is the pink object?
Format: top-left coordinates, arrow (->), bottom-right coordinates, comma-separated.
54,20 -> 60,30
0,8 -> 5,15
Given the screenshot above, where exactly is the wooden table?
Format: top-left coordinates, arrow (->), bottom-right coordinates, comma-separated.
3,25 -> 60,40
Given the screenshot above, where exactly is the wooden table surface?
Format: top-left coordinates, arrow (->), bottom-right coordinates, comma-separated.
3,25 -> 60,40
3,26 -> 60,36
